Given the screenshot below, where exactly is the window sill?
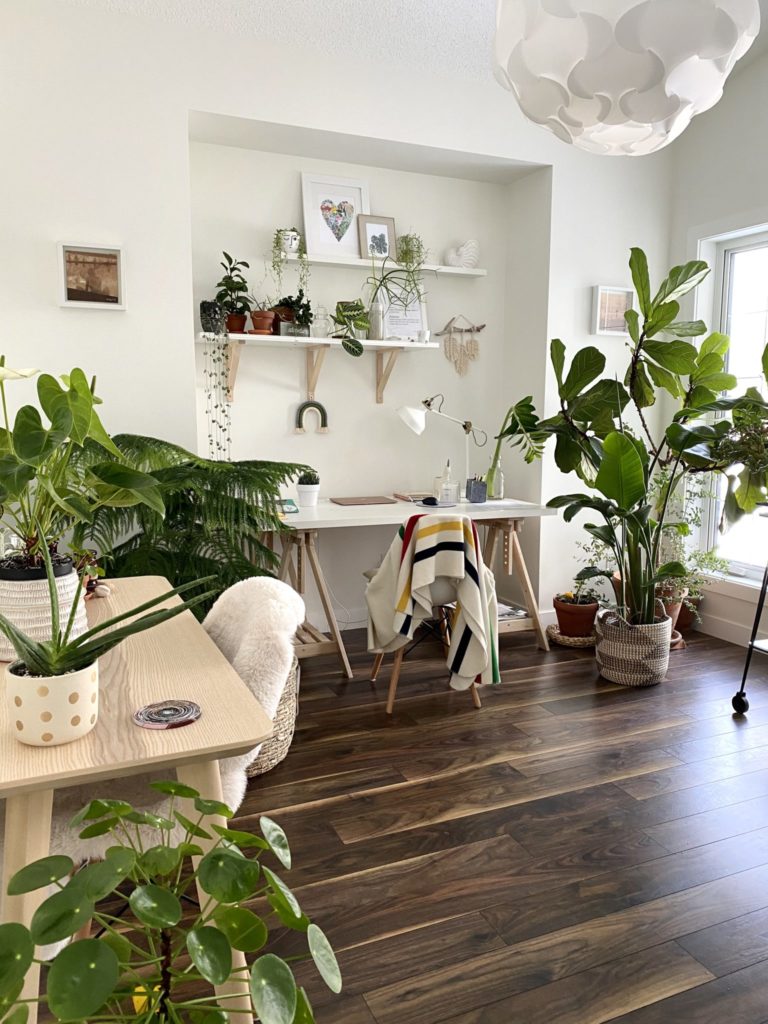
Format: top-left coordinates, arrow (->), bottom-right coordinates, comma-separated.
702,573 -> 762,601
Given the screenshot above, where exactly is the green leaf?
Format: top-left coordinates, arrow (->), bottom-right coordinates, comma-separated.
665,320 -> 707,337
624,309 -> 640,345
307,924 -> 342,994
175,811 -> 212,840
554,432 -> 583,474
69,798 -> 132,827
2,1005 -> 27,1024
569,379 -> 629,423
643,339 -> 698,375
78,817 -> 119,839
0,458 -> 35,503
128,884 -> 182,928
250,955 -> 298,1024
12,404 -> 72,467
700,332 -> 730,358
198,849 -> 261,903
194,797 -> 234,819
0,924 -> 33,999
763,342 -> 768,383
47,939 -> 119,1020
139,845 -> 181,878
594,432 -> 646,509
30,888 -> 94,945
98,930 -> 132,966
646,360 -> 682,399
7,855 -> 73,896
187,927 -> 232,986
628,248 -> 650,318
695,372 -> 737,393
341,336 -> 363,357
550,339 -> 565,390
736,468 -> 766,513
630,361 -> 656,409
214,907 -> 268,953
211,825 -> 270,850
292,989 -> 316,1024
86,463 -> 165,515
69,850 -> 134,901
149,780 -> 200,799
562,347 -> 605,401
645,300 -> 680,338
692,352 -> 725,380
652,260 -> 709,307
653,561 -> 688,583
260,817 -> 292,869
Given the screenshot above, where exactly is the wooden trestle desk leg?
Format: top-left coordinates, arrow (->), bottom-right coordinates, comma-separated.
484,519 -> 549,652
278,530 -> 354,680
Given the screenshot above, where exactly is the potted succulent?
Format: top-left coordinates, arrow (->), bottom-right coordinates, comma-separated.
272,290 -> 313,336
0,785 -> 341,1022
553,580 -> 601,637
1,531 -> 214,746
214,252 -> 252,333
296,469 -> 320,508
0,361 -> 164,661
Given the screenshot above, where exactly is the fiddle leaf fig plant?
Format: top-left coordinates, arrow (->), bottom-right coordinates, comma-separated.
0,784 -> 341,1023
498,247 -> 768,625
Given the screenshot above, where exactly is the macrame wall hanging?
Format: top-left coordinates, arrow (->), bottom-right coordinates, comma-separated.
435,315 -> 486,376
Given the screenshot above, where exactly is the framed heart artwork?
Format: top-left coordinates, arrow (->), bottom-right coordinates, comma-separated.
301,173 -> 370,258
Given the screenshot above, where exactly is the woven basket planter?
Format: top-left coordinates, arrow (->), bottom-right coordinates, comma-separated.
247,656 -> 300,777
0,571 -> 87,662
595,609 -> 672,687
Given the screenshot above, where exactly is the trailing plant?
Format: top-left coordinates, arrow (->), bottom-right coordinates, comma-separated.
499,247 -> 768,625
0,360 -> 163,567
0,527 -> 215,676
297,470 -> 319,486
396,233 -> 427,268
273,290 -> 313,329
214,252 -> 252,315
331,301 -> 369,357
72,435 -> 309,619
367,233 -> 428,312
0,782 -> 341,1023
271,229 -> 310,295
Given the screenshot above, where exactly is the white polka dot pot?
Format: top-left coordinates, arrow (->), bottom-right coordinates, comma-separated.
6,660 -> 99,746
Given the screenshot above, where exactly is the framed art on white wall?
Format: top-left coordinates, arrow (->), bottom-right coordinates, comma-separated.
592,285 -> 633,336
301,173 -> 370,258
58,243 -> 125,309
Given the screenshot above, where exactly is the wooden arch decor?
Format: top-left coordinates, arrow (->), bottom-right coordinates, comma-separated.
295,400 -> 329,434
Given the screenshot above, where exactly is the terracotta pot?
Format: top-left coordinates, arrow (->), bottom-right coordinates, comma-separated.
660,588 -> 688,632
271,306 -> 295,333
251,310 -> 276,332
553,597 -> 599,637
225,313 -> 247,334
677,597 -> 700,632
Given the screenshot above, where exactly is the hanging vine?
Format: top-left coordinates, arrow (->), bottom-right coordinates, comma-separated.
202,333 -> 232,461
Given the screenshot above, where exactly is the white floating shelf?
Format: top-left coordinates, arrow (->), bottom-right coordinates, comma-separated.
282,252 -> 487,277
196,332 -> 439,403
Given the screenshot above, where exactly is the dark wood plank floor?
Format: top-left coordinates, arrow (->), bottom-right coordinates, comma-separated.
236,627 -> 768,1024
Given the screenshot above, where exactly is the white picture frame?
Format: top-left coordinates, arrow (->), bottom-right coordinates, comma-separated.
301,173 -> 370,258
592,285 -> 633,336
381,296 -> 429,343
58,243 -> 125,309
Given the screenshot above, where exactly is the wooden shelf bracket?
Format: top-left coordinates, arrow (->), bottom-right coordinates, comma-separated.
306,345 -> 329,400
376,349 -> 401,404
226,341 -> 242,403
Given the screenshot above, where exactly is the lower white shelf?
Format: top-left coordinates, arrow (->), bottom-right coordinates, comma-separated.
198,332 -> 439,351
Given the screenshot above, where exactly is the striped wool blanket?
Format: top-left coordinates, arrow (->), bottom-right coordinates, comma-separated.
366,514 -> 500,689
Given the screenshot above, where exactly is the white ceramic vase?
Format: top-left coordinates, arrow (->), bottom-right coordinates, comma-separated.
296,484 -> 320,508
0,570 -> 87,662
445,239 -> 480,268
279,230 -> 301,255
7,660 -> 99,746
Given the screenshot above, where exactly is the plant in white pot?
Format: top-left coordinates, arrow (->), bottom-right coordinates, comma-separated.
0,534 -> 215,746
296,469 -> 320,508
0,359 -> 163,661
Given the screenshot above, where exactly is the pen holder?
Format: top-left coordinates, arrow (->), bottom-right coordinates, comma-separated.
466,479 -> 487,503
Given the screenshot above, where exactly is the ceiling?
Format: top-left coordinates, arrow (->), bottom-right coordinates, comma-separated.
67,0 -> 768,82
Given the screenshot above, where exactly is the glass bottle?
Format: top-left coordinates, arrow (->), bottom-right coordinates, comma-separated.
313,305 -> 331,338
486,462 -> 504,499
368,300 -> 385,341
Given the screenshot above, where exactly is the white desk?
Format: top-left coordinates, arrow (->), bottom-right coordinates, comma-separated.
275,498 -> 556,677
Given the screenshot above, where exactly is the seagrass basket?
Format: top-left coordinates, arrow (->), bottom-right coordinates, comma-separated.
246,656 -> 300,777
595,609 -> 671,687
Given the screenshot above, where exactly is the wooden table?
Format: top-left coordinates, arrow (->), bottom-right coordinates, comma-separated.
0,576 -> 272,1024
276,498 -> 557,677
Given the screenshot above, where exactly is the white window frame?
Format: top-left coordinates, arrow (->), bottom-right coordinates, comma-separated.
703,229 -> 768,580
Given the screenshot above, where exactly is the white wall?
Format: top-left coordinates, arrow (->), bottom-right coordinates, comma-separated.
1,0 -> 673,631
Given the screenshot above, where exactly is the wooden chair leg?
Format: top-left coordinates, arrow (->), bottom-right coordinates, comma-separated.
437,607 -> 451,658
370,652 -> 385,682
386,647 -> 406,714
470,683 -> 482,709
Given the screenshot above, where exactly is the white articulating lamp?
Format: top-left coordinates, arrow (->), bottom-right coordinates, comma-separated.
397,394 -> 488,496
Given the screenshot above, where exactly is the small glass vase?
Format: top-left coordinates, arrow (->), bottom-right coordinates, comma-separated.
485,463 -> 504,499
368,300 -> 385,341
313,306 -> 331,338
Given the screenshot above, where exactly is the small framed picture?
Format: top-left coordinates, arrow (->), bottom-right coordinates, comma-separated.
58,243 -> 124,309
382,296 -> 429,343
301,173 -> 370,258
592,285 -> 633,336
358,215 -> 396,259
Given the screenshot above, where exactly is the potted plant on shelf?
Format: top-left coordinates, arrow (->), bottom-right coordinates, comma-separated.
297,469 -> 320,508
271,290 -> 314,336
199,299 -> 225,334
331,300 -> 369,356
553,579 -> 601,637
1,531 -> 214,746
272,227 -> 310,295
214,251 -> 252,333
498,247 -> 768,686
0,361 -> 164,661
250,297 -> 278,335
366,235 -> 428,342
0,785 -> 341,1022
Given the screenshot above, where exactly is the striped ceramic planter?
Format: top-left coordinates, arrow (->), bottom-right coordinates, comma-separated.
0,570 -> 88,662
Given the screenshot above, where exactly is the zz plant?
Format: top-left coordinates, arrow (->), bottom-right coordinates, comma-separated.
0,783 -> 341,1024
499,247 -> 768,624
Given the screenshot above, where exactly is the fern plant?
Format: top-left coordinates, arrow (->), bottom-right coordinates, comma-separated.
72,435 -> 309,617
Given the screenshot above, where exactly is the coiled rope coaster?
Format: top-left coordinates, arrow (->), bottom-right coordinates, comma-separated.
133,699 -> 202,729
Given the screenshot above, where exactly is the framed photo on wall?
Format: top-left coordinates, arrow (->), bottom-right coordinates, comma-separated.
58,243 -> 125,309
592,285 -> 633,336
301,173 -> 370,258
357,214 -> 396,259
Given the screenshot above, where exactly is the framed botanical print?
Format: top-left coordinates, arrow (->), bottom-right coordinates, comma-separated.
592,285 -> 633,336
301,173 -> 370,258
58,243 -> 125,309
357,214 -> 396,259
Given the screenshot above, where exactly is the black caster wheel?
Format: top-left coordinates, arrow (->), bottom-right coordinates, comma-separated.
732,692 -> 750,714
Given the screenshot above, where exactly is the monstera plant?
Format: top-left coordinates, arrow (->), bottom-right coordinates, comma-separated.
499,248 -> 768,684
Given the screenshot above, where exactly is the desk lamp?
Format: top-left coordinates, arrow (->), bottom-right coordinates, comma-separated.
397,394 -> 487,495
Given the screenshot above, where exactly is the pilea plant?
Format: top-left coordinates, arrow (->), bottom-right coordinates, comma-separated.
0,782 -> 341,1024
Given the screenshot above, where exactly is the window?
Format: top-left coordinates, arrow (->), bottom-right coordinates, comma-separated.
706,232 -> 768,578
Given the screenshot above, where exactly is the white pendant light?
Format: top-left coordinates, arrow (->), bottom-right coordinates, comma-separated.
494,0 -> 760,156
